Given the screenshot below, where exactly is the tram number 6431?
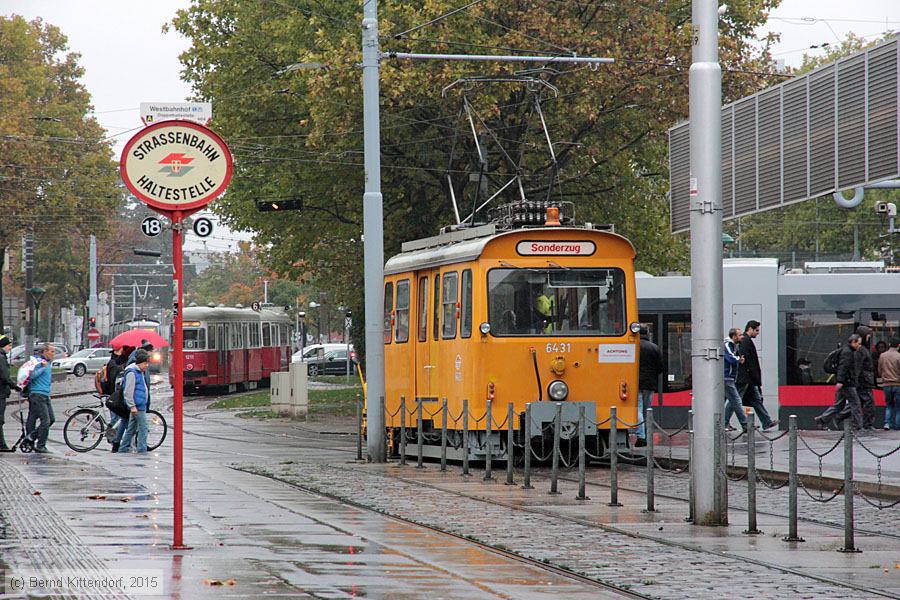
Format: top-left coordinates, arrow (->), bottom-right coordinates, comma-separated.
545,342 -> 571,353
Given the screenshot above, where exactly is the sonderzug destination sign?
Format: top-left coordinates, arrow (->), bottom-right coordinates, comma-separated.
120,119 -> 233,213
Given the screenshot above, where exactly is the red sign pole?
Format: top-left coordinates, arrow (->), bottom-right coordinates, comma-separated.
171,211 -> 188,550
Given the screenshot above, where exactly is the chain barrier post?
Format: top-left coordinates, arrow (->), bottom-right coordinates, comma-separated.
577,405 -> 587,500
839,418 -> 860,553
440,398 -> 448,472
645,407 -> 655,512
549,402 -> 562,495
609,406 -> 622,506
687,409 -> 694,522
484,399 -> 494,481
783,415 -> 805,542
416,398 -> 424,468
506,402 -> 515,486
399,396 -> 407,466
523,403 -> 533,489
356,392 -> 363,461
743,410 -> 762,534
462,399 -> 470,477
380,396 -> 387,462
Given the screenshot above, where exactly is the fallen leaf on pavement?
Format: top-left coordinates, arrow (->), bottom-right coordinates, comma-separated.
120,497 -> 132,503
32,491 -> 41,496
87,495 -> 107,500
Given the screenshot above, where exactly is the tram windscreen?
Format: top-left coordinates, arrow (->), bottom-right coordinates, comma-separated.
487,268 -> 626,336
183,328 -> 206,350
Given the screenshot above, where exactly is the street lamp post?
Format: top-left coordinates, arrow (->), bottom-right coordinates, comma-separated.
309,301 -> 322,343
297,310 -> 306,354
28,287 -> 45,344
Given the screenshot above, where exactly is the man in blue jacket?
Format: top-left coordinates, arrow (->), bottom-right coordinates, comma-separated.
722,329 -> 747,432
25,343 -> 56,453
117,349 -> 151,453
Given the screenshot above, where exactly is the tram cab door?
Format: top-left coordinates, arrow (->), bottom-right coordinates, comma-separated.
414,272 -> 438,401
220,324 -> 230,384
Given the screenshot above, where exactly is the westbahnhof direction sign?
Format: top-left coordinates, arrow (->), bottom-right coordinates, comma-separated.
140,101 -> 212,126
120,119 -> 233,214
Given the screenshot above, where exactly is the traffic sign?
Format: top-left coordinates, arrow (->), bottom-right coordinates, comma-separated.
141,216 -> 163,237
87,328 -> 100,342
192,217 -> 213,238
140,102 -> 212,126
345,316 -> 353,329
120,120 -> 233,214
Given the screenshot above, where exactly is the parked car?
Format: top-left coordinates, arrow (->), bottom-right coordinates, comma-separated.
292,343 -> 353,364
10,342 -> 71,364
53,347 -> 111,377
306,348 -> 356,376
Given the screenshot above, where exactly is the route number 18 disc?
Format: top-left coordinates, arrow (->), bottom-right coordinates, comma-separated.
141,216 -> 163,237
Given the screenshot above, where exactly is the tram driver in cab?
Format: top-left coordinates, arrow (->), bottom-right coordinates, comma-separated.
535,284 -> 556,333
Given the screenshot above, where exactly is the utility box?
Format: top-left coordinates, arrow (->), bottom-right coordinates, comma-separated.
288,361 -> 309,419
270,365 -> 308,418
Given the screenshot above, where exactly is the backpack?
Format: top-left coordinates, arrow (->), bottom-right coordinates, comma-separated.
94,364 -> 108,394
105,376 -> 129,418
823,347 -> 841,375
16,356 -> 40,396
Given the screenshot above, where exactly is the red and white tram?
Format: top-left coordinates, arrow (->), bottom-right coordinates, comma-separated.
172,305 -> 294,393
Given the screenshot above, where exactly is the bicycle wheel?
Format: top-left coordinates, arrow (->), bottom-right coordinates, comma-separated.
63,409 -> 106,452
146,410 -> 168,451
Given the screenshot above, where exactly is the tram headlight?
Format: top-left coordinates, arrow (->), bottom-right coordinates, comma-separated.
547,380 -> 569,401
630,322 -> 641,334
479,322 -> 491,335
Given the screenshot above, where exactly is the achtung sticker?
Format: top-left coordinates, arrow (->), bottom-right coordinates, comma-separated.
597,344 -> 636,363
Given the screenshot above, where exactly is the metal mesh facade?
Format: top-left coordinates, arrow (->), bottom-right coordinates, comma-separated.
668,37 -> 900,233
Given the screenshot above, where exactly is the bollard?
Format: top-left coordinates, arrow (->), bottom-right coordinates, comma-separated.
506,402 -> 515,486
484,400 -> 494,481
462,399 -> 470,477
714,411 -> 728,525
356,393 -> 363,461
440,398 -> 448,472
687,409 -> 694,522
577,405 -> 587,500
400,396 -> 407,466
549,403 -> 562,495
783,415 -> 804,542
416,398 -> 424,468
609,406 -> 622,506
839,418 -> 860,552
645,407 -> 655,512
744,410 -> 762,534
380,396 -> 387,462
523,403 -> 533,489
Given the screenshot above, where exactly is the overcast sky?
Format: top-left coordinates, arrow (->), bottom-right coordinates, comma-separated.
4,0 -> 900,252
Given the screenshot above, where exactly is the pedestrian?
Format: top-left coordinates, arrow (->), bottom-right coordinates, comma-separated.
635,327 -> 663,446
736,320 -> 778,430
855,326 -> 877,429
127,340 -> 153,366
25,343 -> 56,454
879,337 -> 900,431
0,335 -> 21,451
117,349 -> 151,454
815,333 -> 864,430
103,347 -> 129,452
723,328 -> 747,433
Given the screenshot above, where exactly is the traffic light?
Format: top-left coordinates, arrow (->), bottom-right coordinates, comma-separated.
89,316 -> 97,328
256,199 -> 302,212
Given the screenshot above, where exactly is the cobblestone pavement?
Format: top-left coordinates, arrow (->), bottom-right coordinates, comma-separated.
259,460 -> 898,600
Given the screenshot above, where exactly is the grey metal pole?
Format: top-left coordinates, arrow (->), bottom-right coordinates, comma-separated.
744,411 -> 762,534
416,398 -> 424,468
462,399 -> 470,477
484,400 -> 493,481
609,406 -> 622,506
714,411 -> 727,525
689,0 -> 724,526
550,403 -> 561,495
687,409 -> 695,522
356,392 -> 363,461
839,418 -> 860,552
440,398 -> 448,472
523,403 -> 533,489
646,407 -> 655,512
399,396 -> 407,466
24,229 -> 34,358
506,402 -> 515,486
89,234 -> 97,339
783,415 -> 805,542
362,0 -> 385,463
577,405 -> 587,500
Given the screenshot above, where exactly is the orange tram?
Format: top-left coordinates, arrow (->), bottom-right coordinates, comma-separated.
381,215 -> 640,461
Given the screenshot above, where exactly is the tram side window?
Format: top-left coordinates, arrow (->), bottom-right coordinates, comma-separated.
384,282 -> 394,344
208,326 -> 216,350
785,312 -> 858,385
184,329 -> 205,350
395,279 -> 410,343
442,271 -> 458,339
250,323 -> 261,348
665,318 -> 692,392
417,276 -> 429,342
460,269 -> 473,338
433,275 -> 440,341
263,322 -> 271,347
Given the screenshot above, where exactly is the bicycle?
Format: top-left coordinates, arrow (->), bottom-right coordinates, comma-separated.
63,394 -> 167,453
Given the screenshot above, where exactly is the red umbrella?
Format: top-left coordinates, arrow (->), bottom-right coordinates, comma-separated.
109,328 -> 169,350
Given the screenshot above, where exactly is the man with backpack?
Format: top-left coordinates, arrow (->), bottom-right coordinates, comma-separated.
815,333 -> 863,430
99,347 -> 129,452
23,343 -> 56,453
0,335 -> 21,451
117,349 -> 152,454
